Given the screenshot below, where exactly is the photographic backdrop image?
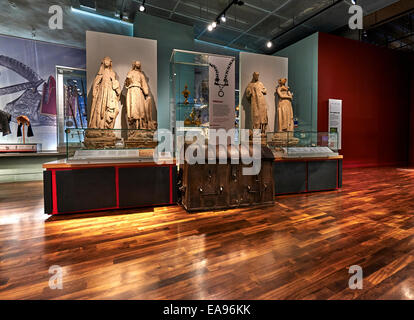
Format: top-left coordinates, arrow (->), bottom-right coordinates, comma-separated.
0,34 -> 85,150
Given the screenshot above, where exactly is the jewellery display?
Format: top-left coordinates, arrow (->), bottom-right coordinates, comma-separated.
208,58 -> 235,97
184,108 -> 202,127
182,84 -> 190,105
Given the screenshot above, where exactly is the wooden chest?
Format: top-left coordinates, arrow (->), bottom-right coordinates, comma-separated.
180,145 -> 274,212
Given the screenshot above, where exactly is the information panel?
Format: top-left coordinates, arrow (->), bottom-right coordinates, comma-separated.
329,99 -> 342,150
208,55 -> 236,132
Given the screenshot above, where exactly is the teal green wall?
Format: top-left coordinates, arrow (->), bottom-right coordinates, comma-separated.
276,33 -> 319,132
0,155 -> 65,183
134,13 -> 194,130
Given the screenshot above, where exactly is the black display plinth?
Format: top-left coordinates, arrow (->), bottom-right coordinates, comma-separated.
273,156 -> 342,195
43,160 -> 177,215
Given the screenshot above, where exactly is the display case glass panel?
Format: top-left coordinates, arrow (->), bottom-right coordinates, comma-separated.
65,128 -> 172,163
56,66 -> 87,151
267,131 -> 339,158
170,49 -> 239,145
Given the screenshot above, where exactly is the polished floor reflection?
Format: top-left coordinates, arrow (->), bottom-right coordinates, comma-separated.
1,167 -> 414,299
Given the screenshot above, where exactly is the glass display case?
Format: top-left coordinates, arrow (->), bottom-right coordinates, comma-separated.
56,66 -> 87,152
170,49 -> 239,145
65,128 -> 172,163
170,49 -> 210,145
267,131 -> 339,158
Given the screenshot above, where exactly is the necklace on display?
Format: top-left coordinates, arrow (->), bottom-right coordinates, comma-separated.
209,58 -> 235,97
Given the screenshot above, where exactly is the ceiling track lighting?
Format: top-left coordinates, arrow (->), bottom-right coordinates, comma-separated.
139,0 -> 146,12
266,41 -> 273,48
206,0 -> 244,32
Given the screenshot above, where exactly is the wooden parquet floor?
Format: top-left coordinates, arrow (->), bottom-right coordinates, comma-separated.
1,167 -> 414,300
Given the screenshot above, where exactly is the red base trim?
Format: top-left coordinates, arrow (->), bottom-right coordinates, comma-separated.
115,167 -> 120,208
51,169 -> 58,215
169,165 -> 173,204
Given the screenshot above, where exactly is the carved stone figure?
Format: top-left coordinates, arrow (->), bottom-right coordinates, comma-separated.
246,72 -> 268,133
89,57 -> 121,129
125,61 -> 155,130
84,57 -> 121,148
268,78 -> 299,148
276,78 -> 294,132
124,61 -> 157,149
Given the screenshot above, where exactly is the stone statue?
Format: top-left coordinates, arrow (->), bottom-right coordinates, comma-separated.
268,78 -> 299,148
276,78 -> 294,132
89,56 -> 121,129
125,61 -> 155,130
84,57 -> 121,148
246,72 -> 268,133
124,61 -> 157,149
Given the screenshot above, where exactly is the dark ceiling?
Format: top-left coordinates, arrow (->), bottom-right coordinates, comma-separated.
362,11 -> 414,52
72,0 -> 401,52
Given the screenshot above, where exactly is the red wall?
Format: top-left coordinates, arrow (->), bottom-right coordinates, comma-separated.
318,33 -> 412,168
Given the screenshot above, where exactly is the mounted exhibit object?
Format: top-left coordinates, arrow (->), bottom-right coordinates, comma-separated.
180,144 -> 274,212
16,115 -> 34,145
125,60 -> 158,148
245,71 -> 268,134
84,56 -> 121,148
239,52 -> 288,133
83,31 -> 158,151
268,78 -> 299,147
86,31 -> 157,130
170,49 -> 237,155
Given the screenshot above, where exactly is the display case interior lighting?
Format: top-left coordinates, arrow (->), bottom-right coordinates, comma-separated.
71,7 -> 133,25
79,0 -> 96,10
80,4 -> 96,12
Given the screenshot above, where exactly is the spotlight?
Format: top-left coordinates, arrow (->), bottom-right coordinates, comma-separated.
221,15 -> 226,23
351,0 -> 356,4
207,24 -> 213,32
266,41 -> 273,48
139,0 -> 146,12
212,21 -> 217,28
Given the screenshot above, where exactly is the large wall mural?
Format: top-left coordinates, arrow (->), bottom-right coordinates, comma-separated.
0,35 -> 85,150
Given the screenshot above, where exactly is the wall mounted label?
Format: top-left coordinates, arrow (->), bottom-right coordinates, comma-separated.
329,99 -> 342,150
208,55 -> 235,133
